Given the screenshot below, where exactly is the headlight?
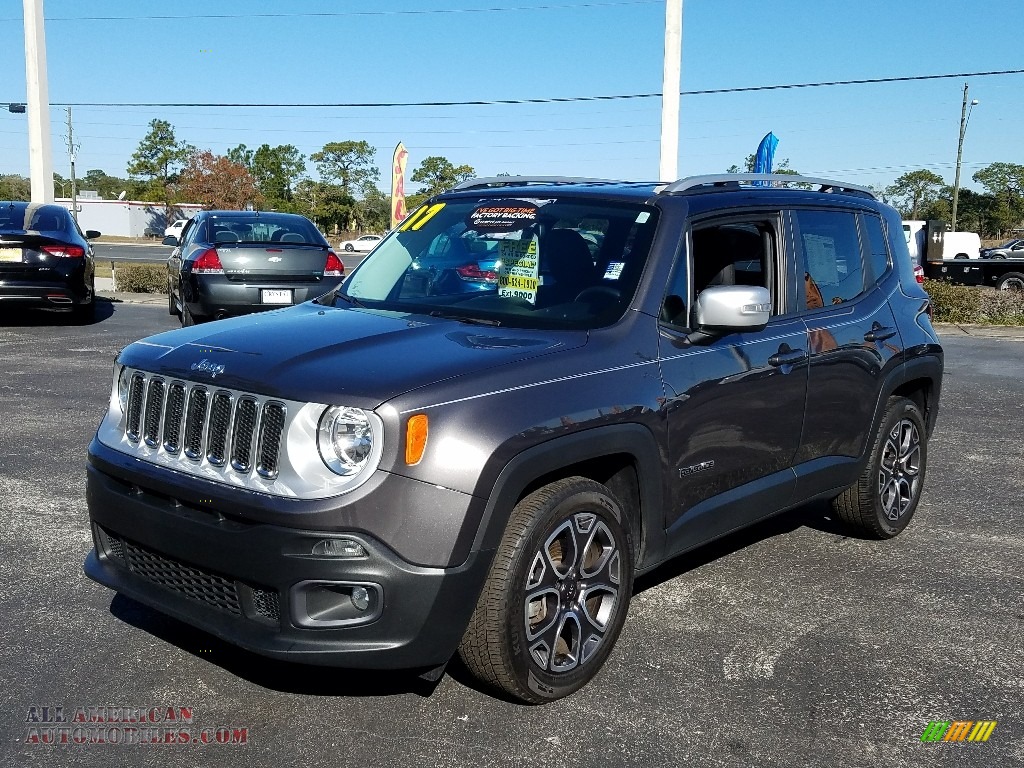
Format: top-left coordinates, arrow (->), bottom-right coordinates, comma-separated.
318,406 -> 374,476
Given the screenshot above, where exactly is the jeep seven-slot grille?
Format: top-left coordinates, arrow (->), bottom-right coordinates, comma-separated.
124,371 -> 285,480
100,527 -> 281,624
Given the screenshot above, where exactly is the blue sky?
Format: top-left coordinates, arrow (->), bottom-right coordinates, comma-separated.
1,0 -> 1022,194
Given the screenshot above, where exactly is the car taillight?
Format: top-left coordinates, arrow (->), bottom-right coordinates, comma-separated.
455,263 -> 498,283
41,244 -> 85,258
192,248 -> 224,274
325,251 -> 345,277
913,265 -> 925,285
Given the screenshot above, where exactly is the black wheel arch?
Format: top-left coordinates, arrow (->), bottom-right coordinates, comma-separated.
470,424 -> 666,574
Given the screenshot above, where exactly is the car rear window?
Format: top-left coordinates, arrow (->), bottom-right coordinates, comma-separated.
206,215 -> 325,245
0,204 -> 69,234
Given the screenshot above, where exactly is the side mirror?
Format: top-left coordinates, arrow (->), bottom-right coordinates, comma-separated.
162,235 -> 179,247
84,230 -> 101,240
688,285 -> 771,343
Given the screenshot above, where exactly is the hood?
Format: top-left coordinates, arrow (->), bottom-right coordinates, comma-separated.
118,303 -> 586,408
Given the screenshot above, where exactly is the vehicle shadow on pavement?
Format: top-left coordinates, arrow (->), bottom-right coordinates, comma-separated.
108,594 -> 443,699
104,501 -> 856,705
0,299 -> 116,326
633,500 -> 854,596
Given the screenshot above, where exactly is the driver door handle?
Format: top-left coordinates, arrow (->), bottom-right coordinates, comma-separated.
768,344 -> 807,368
864,324 -> 897,343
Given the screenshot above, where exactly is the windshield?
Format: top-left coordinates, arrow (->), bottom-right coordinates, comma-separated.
337,197 -> 658,330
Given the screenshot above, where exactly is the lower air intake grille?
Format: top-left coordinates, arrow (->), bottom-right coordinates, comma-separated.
101,528 -> 279,626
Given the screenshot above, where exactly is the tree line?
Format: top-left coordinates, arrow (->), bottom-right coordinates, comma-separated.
724,155 -> 1024,238
4,119 -> 1021,238
879,166 -> 1024,238
0,118 -> 478,235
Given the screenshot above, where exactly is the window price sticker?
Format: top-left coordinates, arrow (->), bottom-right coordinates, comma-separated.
497,237 -> 540,304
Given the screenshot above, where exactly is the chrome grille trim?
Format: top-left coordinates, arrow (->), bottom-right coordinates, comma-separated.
114,370 -> 287,486
162,383 -> 186,454
206,391 -> 234,466
183,387 -> 209,461
230,397 -> 259,472
143,378 -> 165,447
126,373 -> 145,442
256,402 -> 286,480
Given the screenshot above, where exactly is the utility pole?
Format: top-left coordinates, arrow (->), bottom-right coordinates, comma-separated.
659,0 -> 683,182
65,106 -> 79,221
951,82 -> 978,232
23,0 -> 54,203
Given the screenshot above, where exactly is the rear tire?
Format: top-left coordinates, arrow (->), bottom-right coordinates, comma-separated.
996,272 -> 1024,291
458,477 -> 633,704
181,302 -> 197,327
832,397 -> 927,539
168,286 -> 179,316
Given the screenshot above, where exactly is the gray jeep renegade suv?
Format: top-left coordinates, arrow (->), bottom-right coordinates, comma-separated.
84,174 -> 943,703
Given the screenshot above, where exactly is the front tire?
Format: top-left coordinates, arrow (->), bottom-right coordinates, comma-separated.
459,477 -> 633,704
832,397 -> 927,539
344,243 -> 354,252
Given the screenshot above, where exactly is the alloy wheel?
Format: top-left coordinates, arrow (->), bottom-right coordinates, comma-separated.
878,418 -> 922,521
522,512 -> 621,674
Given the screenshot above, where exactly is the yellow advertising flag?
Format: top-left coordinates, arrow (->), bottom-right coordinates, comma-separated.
391,142 -> 409,230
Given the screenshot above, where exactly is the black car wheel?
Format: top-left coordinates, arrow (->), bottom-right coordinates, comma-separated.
459,477 -> 633,703
344,243 -> 355,252
181,302 -> 197,327
833,397 -> 927,539
168,285 -> 179,316
996,272 -> 1024,291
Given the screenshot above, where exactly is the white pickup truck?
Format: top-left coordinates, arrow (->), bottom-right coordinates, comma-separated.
903,220 -> 980,261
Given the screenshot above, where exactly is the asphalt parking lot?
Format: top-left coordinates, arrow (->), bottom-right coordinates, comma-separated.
1,300 -> 1021,767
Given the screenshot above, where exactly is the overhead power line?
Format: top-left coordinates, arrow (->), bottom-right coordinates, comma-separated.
4,1 -> 661,22
22,68 -> 1024,110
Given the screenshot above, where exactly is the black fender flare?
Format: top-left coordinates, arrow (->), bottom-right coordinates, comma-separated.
470,423 -> 665,570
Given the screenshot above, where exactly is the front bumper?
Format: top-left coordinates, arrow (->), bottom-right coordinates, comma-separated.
85,462 -> 494,669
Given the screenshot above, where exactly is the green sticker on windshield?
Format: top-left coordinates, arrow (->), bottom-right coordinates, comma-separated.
497,236 -> 540,305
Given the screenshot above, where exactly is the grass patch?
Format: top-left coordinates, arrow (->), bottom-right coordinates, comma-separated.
113,263 -> 167,294
924,279 -> 1024,326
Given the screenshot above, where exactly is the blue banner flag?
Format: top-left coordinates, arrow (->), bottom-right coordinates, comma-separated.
753,132 -> 779,184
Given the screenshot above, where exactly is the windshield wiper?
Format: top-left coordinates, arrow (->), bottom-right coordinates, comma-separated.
429,310 -> 501,326
332,291 -> 367,308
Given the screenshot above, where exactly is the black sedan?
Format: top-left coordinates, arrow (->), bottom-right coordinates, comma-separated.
165,210 -> 345,326
0,201 -> 100,322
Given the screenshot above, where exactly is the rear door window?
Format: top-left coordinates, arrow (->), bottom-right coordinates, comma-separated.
792,209 -> 865,309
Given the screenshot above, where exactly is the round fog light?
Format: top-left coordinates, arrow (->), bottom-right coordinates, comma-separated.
351,587 -> 370,611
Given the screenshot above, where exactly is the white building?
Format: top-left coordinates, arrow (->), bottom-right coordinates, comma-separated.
54,195 -> 203,238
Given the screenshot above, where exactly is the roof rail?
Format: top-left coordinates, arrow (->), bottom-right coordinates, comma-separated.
661,174 -> 876,199
451,175 -> 617,192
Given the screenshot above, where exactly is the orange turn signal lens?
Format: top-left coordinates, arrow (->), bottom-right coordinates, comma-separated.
405,414 -> 428,465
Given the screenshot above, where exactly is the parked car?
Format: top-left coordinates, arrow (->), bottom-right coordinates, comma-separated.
338,234 -> 382,252
981,238 -> 1024,259
164,210 -> 345,326
86,174 -> 943,704
0,201 -> 100,322
164,218 -> 189,238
